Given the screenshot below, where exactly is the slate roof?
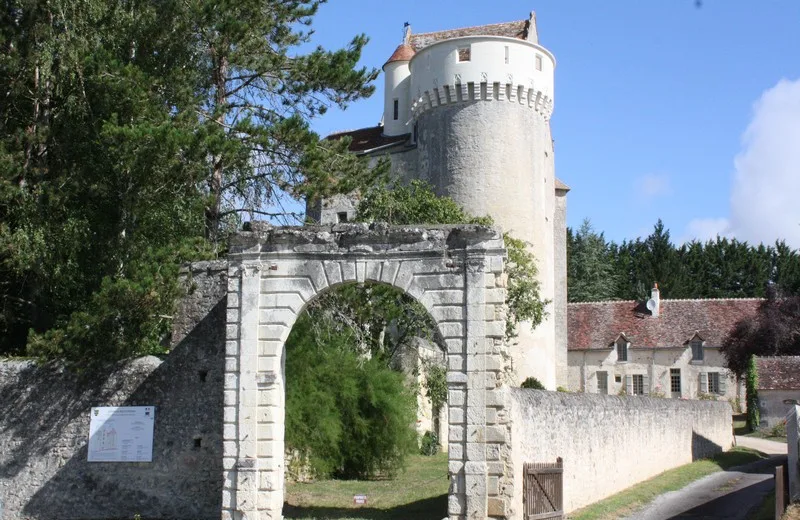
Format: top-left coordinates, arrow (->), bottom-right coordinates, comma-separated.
568,298 -> 762,351
409,20 -> 530,51
755,356 -> 800,390
326,126 -> 409,153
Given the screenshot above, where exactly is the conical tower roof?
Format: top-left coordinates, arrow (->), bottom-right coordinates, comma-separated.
383,43 -> 415,69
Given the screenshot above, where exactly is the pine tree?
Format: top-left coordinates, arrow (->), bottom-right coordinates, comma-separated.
186,0 -> 384,242
566,219 -> 619,302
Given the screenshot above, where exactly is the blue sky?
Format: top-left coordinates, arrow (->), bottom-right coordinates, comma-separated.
305,1 -> 800,247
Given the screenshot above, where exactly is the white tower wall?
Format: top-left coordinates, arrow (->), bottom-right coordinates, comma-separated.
383,61 -> 411,136
410,36 -> 557,388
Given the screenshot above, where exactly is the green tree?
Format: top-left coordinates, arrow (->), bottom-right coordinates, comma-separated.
285,306 -> 418,479
0,0 -> 383,362
187,0 -> 383,241
356,180 -> 547,337
566,219 -> 619,302
0,0 -> 211,360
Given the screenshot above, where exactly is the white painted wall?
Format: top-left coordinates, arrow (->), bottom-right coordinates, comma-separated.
509,389 -> 733,514
408,36 -> 555,113
383,60 -> 411,136
567,347 -> 741,404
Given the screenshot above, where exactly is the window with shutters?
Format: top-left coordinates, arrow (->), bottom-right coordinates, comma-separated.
700,371 -> 726,396
670,368 -> 681,396
691,338 -> 704,362
632,374 -> 645,395
616,337 -> 628,362
597,371 -> 608,395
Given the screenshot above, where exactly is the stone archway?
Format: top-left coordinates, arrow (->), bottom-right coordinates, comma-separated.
221,223 -> 515,520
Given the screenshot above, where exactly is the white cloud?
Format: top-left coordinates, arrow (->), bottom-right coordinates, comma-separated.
729,78 -> 800,248
634,173 -> 672,200
684,217 -> 731,243
683,78 -> 800,247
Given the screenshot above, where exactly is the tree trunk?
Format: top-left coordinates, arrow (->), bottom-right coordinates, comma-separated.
206,51 -> 228,244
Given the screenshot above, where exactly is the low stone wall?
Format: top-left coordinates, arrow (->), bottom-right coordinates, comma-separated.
509,389 -> 733,514
0,261 -> 227,520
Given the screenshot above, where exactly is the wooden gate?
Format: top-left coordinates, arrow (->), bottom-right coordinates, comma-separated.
523,458 -> 563,520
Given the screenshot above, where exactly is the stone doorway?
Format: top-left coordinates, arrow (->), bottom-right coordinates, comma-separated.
221,223 -> 514,519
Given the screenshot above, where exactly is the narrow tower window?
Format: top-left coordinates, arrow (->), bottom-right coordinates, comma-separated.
457,46 -> 471,62
535,54 -> 543,71
504,46 -> 509,64
393,99 -> 399,120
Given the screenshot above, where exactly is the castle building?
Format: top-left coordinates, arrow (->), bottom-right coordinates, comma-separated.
309,12 -> 570,388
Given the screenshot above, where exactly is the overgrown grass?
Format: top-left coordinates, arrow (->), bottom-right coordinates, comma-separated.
283,452 -> 448,520
733,413 -> 788,443
568,447 -> 766,520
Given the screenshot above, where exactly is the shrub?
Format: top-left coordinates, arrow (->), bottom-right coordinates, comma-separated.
746,355 -> 760,431
419,431 -> 439,456
556,386 -> 568,393
285,313 -> 418,480
521,377 -> 545,390
770,420 -> 787,438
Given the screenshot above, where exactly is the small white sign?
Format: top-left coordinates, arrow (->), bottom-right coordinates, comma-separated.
353,494 -> 367,505
88,406 -> 155,462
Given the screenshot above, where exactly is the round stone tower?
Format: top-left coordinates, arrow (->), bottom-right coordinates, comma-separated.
406,30 -> 557,387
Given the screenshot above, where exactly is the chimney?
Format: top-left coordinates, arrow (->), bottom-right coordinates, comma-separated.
648,283 -> 660,318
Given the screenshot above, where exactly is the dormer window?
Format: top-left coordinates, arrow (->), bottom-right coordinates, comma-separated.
691,339 -> 703,361
616,336 -> 629,362
689,334 -> 704,362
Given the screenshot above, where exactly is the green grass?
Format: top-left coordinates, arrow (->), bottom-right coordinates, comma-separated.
283,452 -> 449,520
568,447 -> 767,520
733,413 -> 788,443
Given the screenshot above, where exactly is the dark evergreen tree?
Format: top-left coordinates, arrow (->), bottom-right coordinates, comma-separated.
566,219 -> 619,302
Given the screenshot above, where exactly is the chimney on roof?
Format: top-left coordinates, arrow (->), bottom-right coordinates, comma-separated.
647,283 -> 660,318
527,11 -> 539,44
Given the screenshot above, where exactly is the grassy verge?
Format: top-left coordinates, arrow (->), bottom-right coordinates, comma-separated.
568,447 -> 766,520
283,452 -> 448,520
733,414 -> 787,443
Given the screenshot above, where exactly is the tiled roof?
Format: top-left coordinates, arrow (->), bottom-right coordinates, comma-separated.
326,126 -> 409,154
409,20 -> 529,51
568,298 -> 762,351
755,356 -> 800,390
385,43 -> 416,66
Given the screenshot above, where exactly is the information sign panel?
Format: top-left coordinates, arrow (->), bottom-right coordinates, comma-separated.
88,406 -> 155,462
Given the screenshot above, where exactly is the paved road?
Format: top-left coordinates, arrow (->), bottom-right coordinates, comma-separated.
622,437 -> 786,520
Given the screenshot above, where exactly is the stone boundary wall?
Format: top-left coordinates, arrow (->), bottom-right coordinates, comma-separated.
788,405 -> 800,502
509,389 -> 733,514
0,261 -> 227,520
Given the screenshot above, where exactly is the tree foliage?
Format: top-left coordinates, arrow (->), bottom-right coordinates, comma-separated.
745,355 -> 760,431
285,310 -> 417,479
357,180 -> 547,337
568,219 -> 800,302
566,219 -> 618,302
722,287 -> 800,376
0,0 -> 381,361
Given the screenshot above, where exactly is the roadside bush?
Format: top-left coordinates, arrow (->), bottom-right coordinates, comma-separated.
285,314 -> 417,480
521,376 -> 545,390
419,431 -> 439,456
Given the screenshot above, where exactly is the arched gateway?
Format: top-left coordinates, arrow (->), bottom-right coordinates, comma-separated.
222,223 -> 516,520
